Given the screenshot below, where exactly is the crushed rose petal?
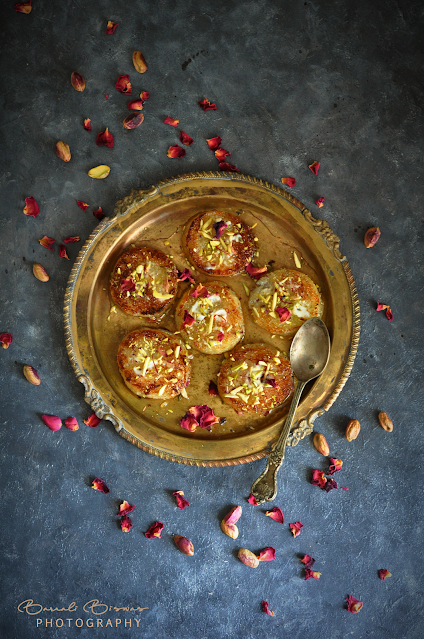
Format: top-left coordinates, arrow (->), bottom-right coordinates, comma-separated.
167,144 -> 186,158
119,500 -> 135,516
145,521 -> 164,538
276,307 -> 291,322
341,486 -> 349,491
218,162 -> 239,172
91,478 -> 109,493
199,99 -> 217,111
190,283 -> 209,298
120,277 -> 136,292
324,478 -> 338,492
164,116 -> 179,127
39,236 -> 56,251
315,197 -> 325,208
206,136 -> 222,151
42,415 -> 62,431
0,333 -> 13,349
84,412 -> 101,428
376,303 -> 393,321
104,93 -> 109,100
120,515 -> 132,532
215,148 -> 231,161
308,161 -> 320,175
14,1 -> 32,13
23,197 -> 39,218
64,417 -> 79,431
217,331 -> 224,342
378,569 -> 392,580
246,263 -> 267,280
63,236 -> 80,243
83,118 -> 92,132
59,244 -> 69,260
177,268 -> 195,283
247,493 -> 258,506
290,522 -> 303,537
77,200 -> 89,211
213,220 -> 228,238
173,490 -> 190,510
208,380 -> 218,396
304,569 -> 321,580
265,378 -> 279,388
183,310 -> 195,327
311,469 -> 327,489
346,595 -> 363,614
258,547 -> 276,562
301,554 -> 316,569
261,601 -> 274,616
115,74 -> 132,94
328,458 -> 343,475
106,21 -> 119,34
96,128 -> 114,148
93,207 -> 105,221
180,131 -> 193,146
127,99 -> 144,111
281,177 -> 296,187
265,507 -> 284,524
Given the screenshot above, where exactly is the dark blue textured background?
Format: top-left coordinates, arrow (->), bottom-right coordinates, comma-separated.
0,1 -> 423,637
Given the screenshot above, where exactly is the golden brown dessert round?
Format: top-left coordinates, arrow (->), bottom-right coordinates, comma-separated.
117,329 -> 191,400
217,343 -> 294,415
248,268 -> 323,338
175,281 -> 245,354
183,210 -> 255,277
110,247 -> 178,317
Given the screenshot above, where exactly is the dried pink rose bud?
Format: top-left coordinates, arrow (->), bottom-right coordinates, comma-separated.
42,414 -> 62,431
174,535 -> 194,556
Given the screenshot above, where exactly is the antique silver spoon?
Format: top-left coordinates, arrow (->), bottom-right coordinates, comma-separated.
250,317 -> 331,505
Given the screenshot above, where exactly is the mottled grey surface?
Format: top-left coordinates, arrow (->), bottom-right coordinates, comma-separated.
0,0 -> 423,637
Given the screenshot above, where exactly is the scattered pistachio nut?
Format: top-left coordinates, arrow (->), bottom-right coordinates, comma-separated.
238,548 -> 260,568
364,227 -> 381,248
123,112 -> 144,129
378,412 -> 393,432
23,365 -> 41,385
174,535 -> 194,556
33,263 -> 49,282
133,50 -> 148,73
71,71 -> 85,91
346,419 -> 361,441
56,140 -> 71,162
313,432 -> 330,456
88,165 -> 110,179
220,520 -> 239,539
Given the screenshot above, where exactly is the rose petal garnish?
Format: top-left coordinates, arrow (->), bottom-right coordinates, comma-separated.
127,99 -> 144,111
145,521 -> 164,539
328,458 -> 343,475
265,507 -> 284,524
247,493 -> 258,506
199,99 -> 217,111
315,197 -> 325,208
183,310 -> 195,327
115,74 -> 132,94
0,333 -> 13,349
341,486 -> 349,490
180,131 -> 193,146
311,469 -> 327,489
223,506 -> 242,525
300,554 -> 316,569
132,51 -> 148,74
42,414 -> 62,431
364,227 -> 381,248
217,331 -> 225,342
218,162 -> 239,172
140,91 -> 149,103
56,141 -> 71,162
376,303 -> 393,321
93,207 -> 105,221
378,569 -> 392,581
118,500 -> 135,516
167,144 -> 186,158
71,71 -> 85,92
212,220 -> 228,238
88,165 -> 111,179
123,113 -> 144,129
324,478 -> 338,492
23,196 -> 40,218
164,116 -> 179,127
106,20 -> 118,34
173,490 -> 190,510
276,307 -> 291,322
120,277 -> 136,292
246,263 -> 267,280
180,412 -> 198,432
177,268 -> 195,283
14,1 -> 32,14
206,136 -> 222,151
38,236 -> 56,251
346,595 -> 363,614
191,405 -> 219,431
190,283 -> 209,298
304,569 -> 322,580
104,93 -> 109,100
84,412 -> 101,428
59,244 -> 69,260
261,601 -> 274,616
64,417 -> 79,431
63,236 -> 80,243
91,478 -> 109,493
120,515 -> 132,532
215,148 -> 231,161
207,381 -> 219,398
265,378 -> 279,388
96,128 -> 114,149
308,161 -> 320,175
289,522 -> 303,537
258,547 -> 276,562
83,118 -> 92,132
77,200 -> 89,211
281,177 -> 296,187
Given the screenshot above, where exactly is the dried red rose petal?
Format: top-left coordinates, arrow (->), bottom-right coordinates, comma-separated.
189,405 -> 219,430
300,554 -> 316,569
123,113 -> 144,129
140,91 -> 149,103
183,310 -> 195,327
120,514 -> 132,532
265,378 -> 279,388
261,601 -> 274,616
281,177 -> 296,187
71,72 -> 85,92
59,244 -> 69,260
174,535 -> 194,555
91,478 -> 109,493
364,227 -> 381,248
64,236 -> 80,243
276,307 -> 291,322
23,196 -> 39,218
247,493 -> 258,506
164,116 -> 179,127
83,118 -> 92,132
93,207 -> 105,221
42,414 -> 62,431
173,490 -> 190,510
84,412 -> 101,428
180,412 -> 198,432
208,380 -> 218,396
115,74 -> 132,94
177,268 -> 195,283
217,331 -> 225,342
215,148 -> 231,161
77,200 -> 89,211
64,417 -> 79,431
206,136 -> 222,151
180,131 -> 193,146
341,486 -> 349,490
219,162 -> 239,172
104,93 -> 109,100
308,161 -> 320,175
376,303 -> 393,321
167,144 -> 186,158
39,236 -> 55,251
246,263 -> 267,280
378,569 -> 392,580
304,569 -> 321,580
346,595 -> 363,614
258,547 -> 276,562
0,333 -> 13,349
328,458 -> 343,475
213,220 -> 228,238
289,522 -> 303,537
199,99 -> 217,111
119,500 -> 135,516
14,1 -> 32,14
190,283 -> 209,298
315,197 -> 325,208
127,99 -> 144,111
145,521 -> 164,539
96,128 -> 114,148
324,478 -> 338,492
106,20 -> 118,34
265,507 -> 284,524
223,506 -> 242,526
311,469 -> 327,489
120,277 -> 135,292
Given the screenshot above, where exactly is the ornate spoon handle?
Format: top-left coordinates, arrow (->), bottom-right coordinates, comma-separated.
250,380 -> 306,505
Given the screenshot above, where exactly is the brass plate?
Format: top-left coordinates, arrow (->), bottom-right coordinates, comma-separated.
64,172 -> 360,466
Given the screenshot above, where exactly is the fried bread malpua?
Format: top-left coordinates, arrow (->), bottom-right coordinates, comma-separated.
217,343 -> 294,415
248,268 -> 323,338
117,329 -> 191,400
183,210 -> 255,277
110,247 -> 178,317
